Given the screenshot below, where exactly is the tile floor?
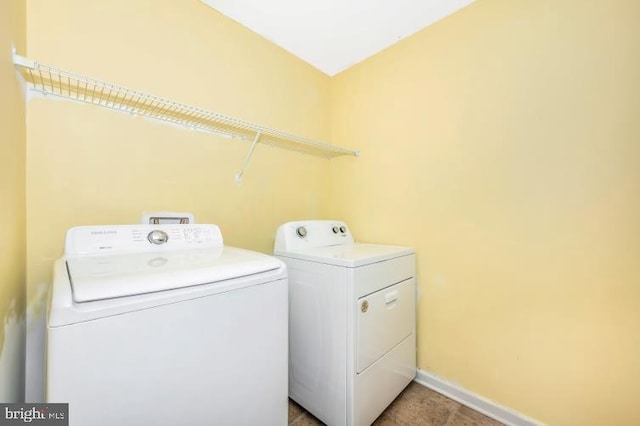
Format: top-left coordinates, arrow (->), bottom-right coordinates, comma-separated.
288,381 -> 504,426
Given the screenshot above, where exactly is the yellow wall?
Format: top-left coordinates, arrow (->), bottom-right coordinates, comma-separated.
0,0 -> 26,402
25,0 -> 333,300
331,0 -> 640,424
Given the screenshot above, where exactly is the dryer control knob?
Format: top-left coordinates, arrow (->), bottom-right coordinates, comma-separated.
296,226 -> 307,238
147,230 -> 169,245
332,226 -> 339,234
339,226 -> 347,233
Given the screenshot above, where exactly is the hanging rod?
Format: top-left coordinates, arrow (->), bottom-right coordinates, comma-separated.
13,54 -> 360,159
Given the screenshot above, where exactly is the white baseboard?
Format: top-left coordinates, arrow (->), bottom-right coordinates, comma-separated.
415,369 -> 542,426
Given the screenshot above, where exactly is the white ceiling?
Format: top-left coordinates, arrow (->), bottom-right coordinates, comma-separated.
200,0 -> 476,76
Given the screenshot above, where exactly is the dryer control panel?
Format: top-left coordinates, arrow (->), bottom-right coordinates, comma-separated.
274,220 -> 355,252
65,224 -> 223,257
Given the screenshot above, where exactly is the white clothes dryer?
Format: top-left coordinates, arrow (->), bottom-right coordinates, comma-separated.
274,220 -> 416,426
48,224 -> 288,426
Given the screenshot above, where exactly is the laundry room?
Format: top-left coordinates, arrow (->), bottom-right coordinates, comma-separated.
1,0 -> 639,425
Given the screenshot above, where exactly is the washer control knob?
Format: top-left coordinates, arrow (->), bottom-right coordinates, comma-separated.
332,226 -> 339,234
147,230 -> 169,245
296,226 -> 307,238
339,226 -> 347,233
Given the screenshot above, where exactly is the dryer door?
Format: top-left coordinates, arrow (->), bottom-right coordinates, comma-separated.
356,278 -> 415,373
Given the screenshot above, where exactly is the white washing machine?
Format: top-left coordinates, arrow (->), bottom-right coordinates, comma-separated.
48,224 -> 288,426
274,220 -> 416,426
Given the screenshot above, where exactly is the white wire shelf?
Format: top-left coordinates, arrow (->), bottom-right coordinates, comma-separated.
13,54 -> 359,160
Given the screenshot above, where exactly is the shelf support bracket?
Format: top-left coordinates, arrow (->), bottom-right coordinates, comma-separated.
13,52 -> 36,69
235,130 -> 262,185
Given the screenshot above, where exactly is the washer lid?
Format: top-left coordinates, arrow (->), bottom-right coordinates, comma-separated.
67,247 -> 282,302
275,243 -> 413,267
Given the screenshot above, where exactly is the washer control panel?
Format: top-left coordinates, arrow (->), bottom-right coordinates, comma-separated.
65,224 -> 224,257
275,220 -> 355,252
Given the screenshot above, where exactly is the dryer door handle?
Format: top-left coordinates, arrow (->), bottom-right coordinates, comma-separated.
384,290 -> 398,305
